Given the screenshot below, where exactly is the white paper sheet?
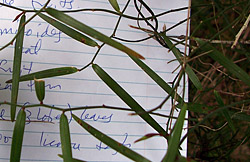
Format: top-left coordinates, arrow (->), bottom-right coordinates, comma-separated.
0,0 -> 188,161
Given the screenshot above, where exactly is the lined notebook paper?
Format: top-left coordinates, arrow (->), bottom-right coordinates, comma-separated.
0,0 -> 188,161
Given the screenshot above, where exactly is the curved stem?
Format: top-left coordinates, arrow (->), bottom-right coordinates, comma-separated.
0,0 -> 51,51
0,2 -> 25,11
79,0 -> 132,71
0,102 -> 196,121
0,2 -> 211,20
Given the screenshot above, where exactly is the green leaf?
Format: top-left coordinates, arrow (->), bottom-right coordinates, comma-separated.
10,109 -> 26,162
129,55 -> 183,103
214,90 -> 236,133
6,67 -> 78,83
34,79 -> 45,104
92,64 -> 167,137
162,103 -> 187,162
45,8 -> 145,59
58,154 -> 87,162
10,14 -> 26,121
72,114 -> 151,162
232,112 -> 250,122
195,38 -> 250,87
214,90 -> 224,105
38,13 -> 98,47
108,0 -> 120,12
161,34 -> 203,90
60,113 -> 73,162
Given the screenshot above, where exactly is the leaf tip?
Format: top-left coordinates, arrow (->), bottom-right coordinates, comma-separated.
5,79 -> 11,83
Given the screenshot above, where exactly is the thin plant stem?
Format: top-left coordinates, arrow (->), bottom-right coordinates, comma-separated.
231,13 -> 250,49
79,0 -> 131,71
0,0 -> 51,51
0,102 -> 197,121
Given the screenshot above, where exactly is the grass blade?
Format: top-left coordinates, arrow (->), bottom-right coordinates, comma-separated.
108,0 -> 120,12
60,113 -> 73,162
72,114 -> 151,162
232,112 -> 250,122
38,13 -> 98,47
162,103 -> 187,162
6,67 -> 78,83
45,8 -> 144,59
195,38 -> 250,87
10,109 -> 26,162
34,79 -> 45,104
92,64 -> 167,137
129,55 -> 183,103
161,34 -> 202,90
10,14 -> 26,121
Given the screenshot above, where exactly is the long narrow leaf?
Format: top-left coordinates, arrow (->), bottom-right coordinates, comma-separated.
60,113 -> 73,162
6,67 -> 78,83
129,55 -> 183,103
72,114 -> 151,162
162,104 -> 187,162
161,34 -> 202,90
195,38 -> 250,87
10,14 -> 26,121
38,13 -> 98,47
45,8 -> 145,59
232,112 -> 250,122
108,0 -> 120,12
10,109 -> 26,162
92,64 -> 167,137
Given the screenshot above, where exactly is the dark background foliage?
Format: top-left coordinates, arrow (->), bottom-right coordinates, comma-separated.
188,0 -> 250,161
